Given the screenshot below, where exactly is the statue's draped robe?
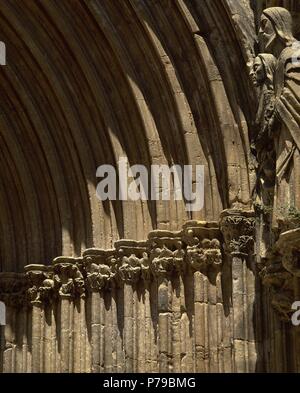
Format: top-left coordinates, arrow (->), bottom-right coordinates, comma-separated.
254,84 -> 275,259
255,85 -> 275,196
273,46 -> 300,218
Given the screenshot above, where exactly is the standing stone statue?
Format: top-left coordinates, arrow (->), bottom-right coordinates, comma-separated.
259,7 -> 300,230
250,54 -> 277,261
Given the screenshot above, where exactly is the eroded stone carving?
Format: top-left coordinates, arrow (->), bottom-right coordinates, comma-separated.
115,240 -> 148,284
53,257 -> 85,299
148,231 -> 185,277
182,221 -> 222,272
254,7 -> 300,322
258,7 -> 300,229
251,53 -> 277,263
220,210 -> 255,257
0,273 -> 27,308
25,265 -> 54,305
83,249 -> 114,291
260,253 -> 294,321
0,223 -> 224,310
276,228 -> 300,277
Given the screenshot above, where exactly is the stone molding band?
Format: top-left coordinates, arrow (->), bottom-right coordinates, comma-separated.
0,211 -> 257,307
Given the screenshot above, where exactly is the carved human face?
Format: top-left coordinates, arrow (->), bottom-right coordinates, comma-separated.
259,14 -> 276,53
250,57 -> 265,86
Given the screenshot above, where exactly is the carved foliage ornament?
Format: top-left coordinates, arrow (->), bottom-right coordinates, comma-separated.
220,211 -> 255,257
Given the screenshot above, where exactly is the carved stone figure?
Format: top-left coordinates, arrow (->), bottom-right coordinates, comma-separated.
118,253 -> 141,284
251,54 -> 277,198
84,256 -> 111,291
114,240 -> 149,285
259,7 -> 300,230
53,258 -> 85,298
251,53 -> 277,261
25,265 -> 55,305
148,231 -> 185,277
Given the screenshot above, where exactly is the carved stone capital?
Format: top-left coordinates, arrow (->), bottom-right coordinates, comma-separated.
260,256 -> 294,322
83,248 -> 114,291
276,228 -> 300,277
0,273 -> 27,308
52,257 -> 85,299
148,230 -> 185,277
220,210 -> 255,258
25,265 -> 54,305
115,240 -> 149,284
182,221 -> 222,272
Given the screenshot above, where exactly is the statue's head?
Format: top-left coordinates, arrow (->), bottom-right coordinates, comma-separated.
259,7 -> 295,53
250,54 -> 277,87
250,57 -> 265,86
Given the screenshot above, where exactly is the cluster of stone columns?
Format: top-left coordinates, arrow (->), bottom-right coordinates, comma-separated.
0,210 -> 263,373
220,210 -> 259,372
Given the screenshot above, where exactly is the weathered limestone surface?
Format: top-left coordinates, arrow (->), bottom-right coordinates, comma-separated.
0,0 -> 256,272
1,0 -> 300,374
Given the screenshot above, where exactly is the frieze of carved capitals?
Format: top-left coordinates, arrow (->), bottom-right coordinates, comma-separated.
83,249 -> 114,291
148,230 -> 185,277
0,273 -> 27,308
1,220 -> 228,303
182,221 -> 222,272
52,257 -> 85,299
220,210 -> 255,257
